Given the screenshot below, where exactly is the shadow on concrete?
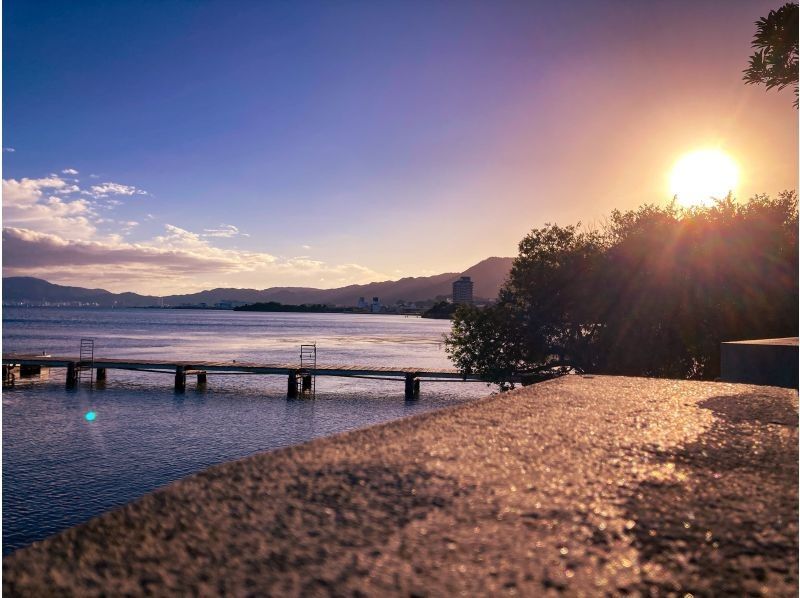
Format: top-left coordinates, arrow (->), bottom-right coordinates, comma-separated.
270,464 -> 466,594
622,393 -> 798,595
699,393 -> 798,427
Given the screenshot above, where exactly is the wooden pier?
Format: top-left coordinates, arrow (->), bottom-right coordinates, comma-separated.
2,354 -> 492,399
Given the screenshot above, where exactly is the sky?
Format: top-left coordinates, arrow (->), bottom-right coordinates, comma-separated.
3,0 -> 797,294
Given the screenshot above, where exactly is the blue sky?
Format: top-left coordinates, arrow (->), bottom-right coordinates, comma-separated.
3,0 -> 797,293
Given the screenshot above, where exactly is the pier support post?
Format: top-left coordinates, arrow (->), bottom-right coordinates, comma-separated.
197,372 -> 207,387
3,365 -> 15,387
301,372 -> 313,395
175,366 -> 186,393
405,372 -> 420,400
66,362 -> 78,389
96,367 -> 107,382
287,369 -> 298,398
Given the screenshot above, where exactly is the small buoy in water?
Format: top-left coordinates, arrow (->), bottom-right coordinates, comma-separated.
84,411 -> 97,422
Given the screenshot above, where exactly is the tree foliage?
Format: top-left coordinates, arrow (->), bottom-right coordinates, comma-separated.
445,302 -> 524,389
743,2 -> 798,106
446,192 -> 799,387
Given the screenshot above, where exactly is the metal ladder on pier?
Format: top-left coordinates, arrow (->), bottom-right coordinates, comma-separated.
299,343 -> 316,397
78,338 -> 95,387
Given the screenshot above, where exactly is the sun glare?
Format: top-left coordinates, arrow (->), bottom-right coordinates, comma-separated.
669,149 -> 739,207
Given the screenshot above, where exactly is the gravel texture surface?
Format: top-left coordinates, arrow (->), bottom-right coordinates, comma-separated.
4,376 -> 798,596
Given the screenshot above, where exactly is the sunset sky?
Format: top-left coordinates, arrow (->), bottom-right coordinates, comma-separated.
3,0 -> 797,294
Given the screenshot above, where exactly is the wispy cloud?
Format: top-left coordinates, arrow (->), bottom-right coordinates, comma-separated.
3,147 -> 15,153
61,168 -> 79,175
202,224 -> 249,238
55,184 -> 81,195
87,182 -> 148,198
119,220 -> 139,235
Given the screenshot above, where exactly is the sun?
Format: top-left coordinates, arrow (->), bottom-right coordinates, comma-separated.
669,149 -> 739,207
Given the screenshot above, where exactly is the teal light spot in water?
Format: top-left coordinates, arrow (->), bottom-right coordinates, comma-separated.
84,411 -> 97,422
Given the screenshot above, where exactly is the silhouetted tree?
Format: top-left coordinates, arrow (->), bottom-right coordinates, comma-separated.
446,223 -> 606,386
500,224 -> 606,371
446,193 -> 799,386
743,2 -> 798,107
597,193 -> 798,378
445,302 -> 523,389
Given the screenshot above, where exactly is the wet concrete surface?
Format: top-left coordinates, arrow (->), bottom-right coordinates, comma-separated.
4,376 -> 797,596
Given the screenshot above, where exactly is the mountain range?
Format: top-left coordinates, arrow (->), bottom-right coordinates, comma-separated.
2,257 -> 514,308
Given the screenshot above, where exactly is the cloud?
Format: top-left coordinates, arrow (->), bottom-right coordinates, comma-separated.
100,199 -> 124,209
3,176 -> 98,240
3,227 -> 273,272
119,220 -> 139,235
301,244 -> 312,250
2,168 -> 388,293
3,173 -> 145,221
87,182 -> 148,198
4,199 -> 97,240
157,224 -> 204,247
3,176 -> 68,205
2,225 -> 388,294
55,184 -> 81,195
3,174 -> 140,209
3,147 -> 15,152
202,224 -> 249,238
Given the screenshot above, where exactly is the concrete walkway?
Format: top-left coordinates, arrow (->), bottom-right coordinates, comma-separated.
4,376 -> 797,596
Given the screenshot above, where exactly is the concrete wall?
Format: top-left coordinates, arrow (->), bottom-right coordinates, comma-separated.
720,338 -> 798,388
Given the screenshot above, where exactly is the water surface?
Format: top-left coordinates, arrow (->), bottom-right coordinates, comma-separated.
2,308 -> 492,554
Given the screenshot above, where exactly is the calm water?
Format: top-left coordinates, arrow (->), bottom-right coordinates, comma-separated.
2,308 -> 492,554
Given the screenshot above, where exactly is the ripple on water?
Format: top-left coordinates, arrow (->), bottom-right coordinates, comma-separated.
3,309 -> 494,554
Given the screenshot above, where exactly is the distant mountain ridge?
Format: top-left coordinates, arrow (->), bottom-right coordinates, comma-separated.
3,257 -> 514,307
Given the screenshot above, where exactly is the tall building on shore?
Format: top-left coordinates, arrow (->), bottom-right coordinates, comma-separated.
452,276 -> 474,304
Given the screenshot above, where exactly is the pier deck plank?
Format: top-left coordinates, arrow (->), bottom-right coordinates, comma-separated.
2,354 -> 483,380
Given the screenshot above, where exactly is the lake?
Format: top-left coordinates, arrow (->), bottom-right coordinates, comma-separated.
2,308 -> 492,554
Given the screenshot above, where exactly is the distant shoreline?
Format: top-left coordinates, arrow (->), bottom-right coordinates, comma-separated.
234,302 -> 366,314
2,304 -> 424,316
